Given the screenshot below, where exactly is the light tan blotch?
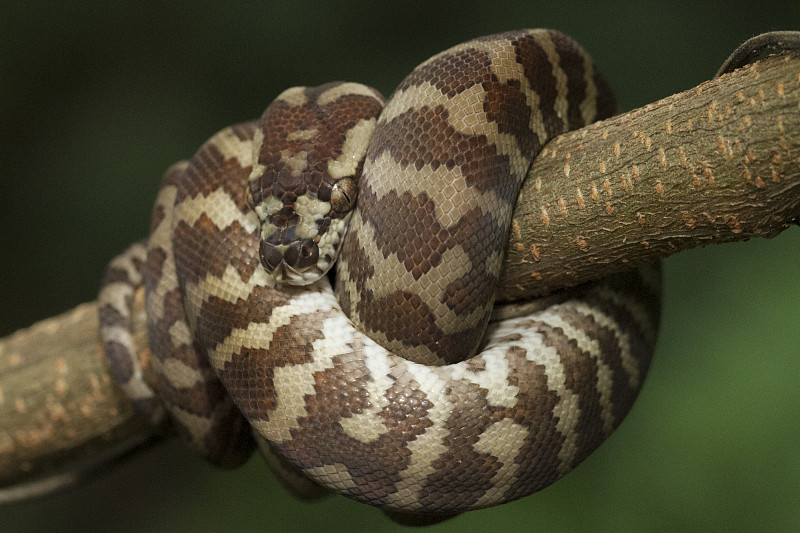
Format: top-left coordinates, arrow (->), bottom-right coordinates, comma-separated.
704,166 -> 715,186
275,86 -> 308,107
605,202 -> 613,215
558,197 -> 567,218
55,379 -> 68,396
658,148 -> 666,167
541,207 -> 550,225
776,114 -> 785,133
286,128 -> 318,142
665,119 -> 672,134
656,181 -> 664,195
691,168 -> 701,187
89,373 -> 102,397
755,176 -> 765,188
46,401 -> 68,423
603,179 -> 611,195
591,181 -> 600,201
576,188 -> 585,209
80,401 -> 93,418
613,142 -> 620,157
317,82 -> 381,106
725,213 -> 743,234
708,100 -> 717,124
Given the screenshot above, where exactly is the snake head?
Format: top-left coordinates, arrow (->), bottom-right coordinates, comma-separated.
246,82 -> 384,285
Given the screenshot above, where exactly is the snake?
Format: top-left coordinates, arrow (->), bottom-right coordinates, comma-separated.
97,29 -> 660,518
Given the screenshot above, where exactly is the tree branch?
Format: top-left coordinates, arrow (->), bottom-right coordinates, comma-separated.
1,51 -> 798,497
499,52 -> 800,300
0,290 -> 157,500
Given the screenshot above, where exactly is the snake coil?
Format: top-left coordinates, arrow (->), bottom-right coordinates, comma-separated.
99,29 -> 660,517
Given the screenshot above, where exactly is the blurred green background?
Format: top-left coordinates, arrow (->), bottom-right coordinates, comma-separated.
2,1 -> 799,531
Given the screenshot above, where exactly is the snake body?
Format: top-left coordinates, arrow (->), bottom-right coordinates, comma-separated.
99,29 -> 660,514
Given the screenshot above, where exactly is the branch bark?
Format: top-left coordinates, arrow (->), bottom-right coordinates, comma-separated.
499,52 -> 800,300
0,290 -> 157,500
1,52 -> 799,497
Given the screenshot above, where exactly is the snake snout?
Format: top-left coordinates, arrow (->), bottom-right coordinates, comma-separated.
259,238 -> 320,285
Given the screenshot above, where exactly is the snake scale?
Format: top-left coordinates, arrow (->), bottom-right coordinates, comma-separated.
98,29 -> 660,517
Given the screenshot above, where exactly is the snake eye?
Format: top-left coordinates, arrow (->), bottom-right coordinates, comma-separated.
331,177 -> 358,213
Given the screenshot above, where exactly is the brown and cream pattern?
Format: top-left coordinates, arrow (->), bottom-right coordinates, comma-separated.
98,241 -> 164,426
335,29 -> 617,365
99,30 -> 660,515
248,82 -> 384,285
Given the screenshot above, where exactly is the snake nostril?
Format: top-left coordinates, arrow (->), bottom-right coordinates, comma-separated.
285,239 -> 319,270
259,240 -> 284,271
301,239 -> 317,257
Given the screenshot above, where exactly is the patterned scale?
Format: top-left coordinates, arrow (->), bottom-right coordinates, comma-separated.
336,29 -> 616,365
98,29 -> 660,518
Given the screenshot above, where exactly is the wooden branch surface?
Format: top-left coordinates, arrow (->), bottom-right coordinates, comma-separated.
1,52 -> 799,495
499,52 -> 800,300
0,290 -> 155,496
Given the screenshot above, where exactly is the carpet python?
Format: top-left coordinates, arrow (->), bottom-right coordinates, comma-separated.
98,29 -> 661,517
